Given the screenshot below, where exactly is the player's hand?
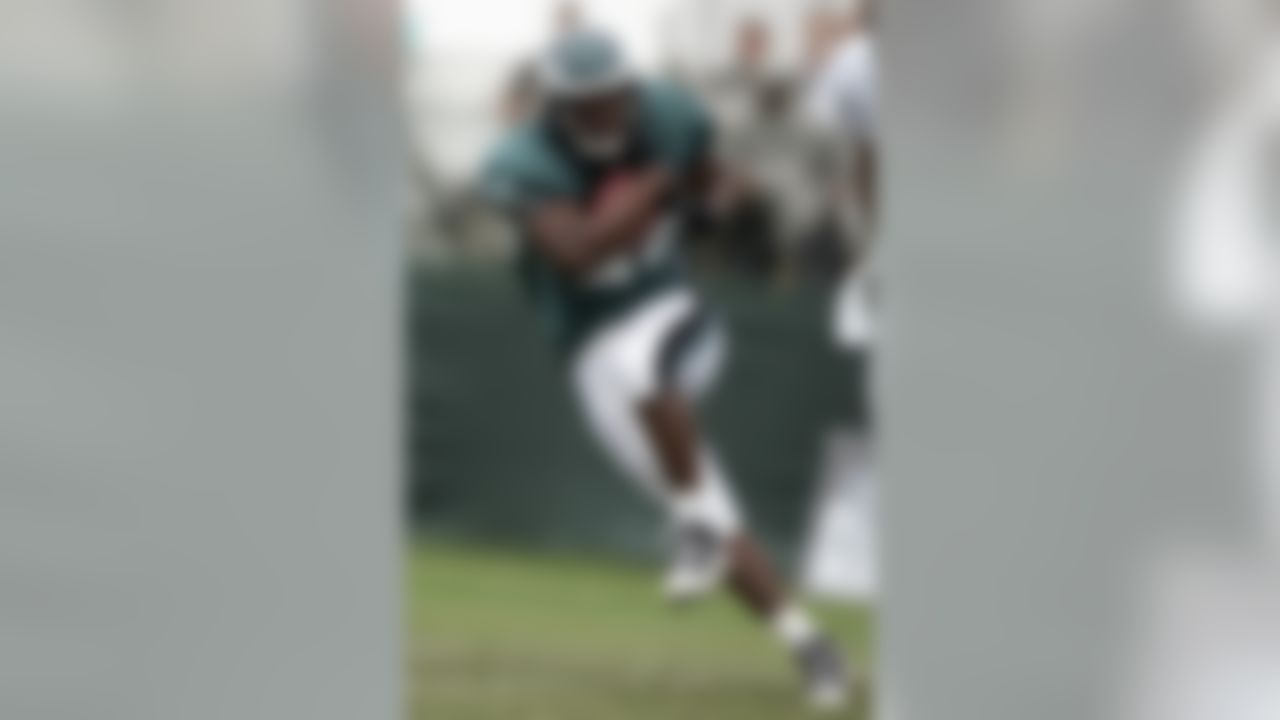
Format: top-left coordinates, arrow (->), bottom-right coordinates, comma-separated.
592,167 -> 673,217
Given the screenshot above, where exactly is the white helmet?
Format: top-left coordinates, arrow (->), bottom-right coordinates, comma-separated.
539,29 -> 638,161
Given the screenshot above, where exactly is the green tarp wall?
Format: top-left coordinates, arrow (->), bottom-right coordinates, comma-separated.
409,267 -> 861,566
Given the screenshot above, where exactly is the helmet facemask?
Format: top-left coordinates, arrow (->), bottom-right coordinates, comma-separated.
539,29 -> 639,163
550,87 -> 637,163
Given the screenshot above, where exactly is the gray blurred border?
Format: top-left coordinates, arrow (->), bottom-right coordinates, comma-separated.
0,1 -> 406,718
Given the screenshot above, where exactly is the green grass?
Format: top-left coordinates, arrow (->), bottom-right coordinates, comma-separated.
408,540 -> 874,720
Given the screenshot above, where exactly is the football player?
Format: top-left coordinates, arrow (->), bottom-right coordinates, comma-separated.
482,28 -> 851,710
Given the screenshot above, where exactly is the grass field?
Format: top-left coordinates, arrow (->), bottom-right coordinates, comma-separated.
408,540 -> 874,720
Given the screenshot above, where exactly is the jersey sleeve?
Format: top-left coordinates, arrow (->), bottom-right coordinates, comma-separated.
481,130 -> 577,219
644,81 -> 716,174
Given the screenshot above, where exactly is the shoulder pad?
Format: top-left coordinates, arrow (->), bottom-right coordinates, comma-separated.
482,126 -> 579,214
638,81 -> 713,172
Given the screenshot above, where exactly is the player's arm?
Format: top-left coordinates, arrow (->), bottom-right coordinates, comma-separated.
525,167 -> 672,276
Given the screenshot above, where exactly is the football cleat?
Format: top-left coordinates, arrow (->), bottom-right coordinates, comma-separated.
795,635 -> 852,712
662,521 -> 729,604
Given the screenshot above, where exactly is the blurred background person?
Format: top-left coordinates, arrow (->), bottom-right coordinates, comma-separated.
699,14 -> 782,139
499,63 -> 542,128
802,0 -> 877,277
794,0 -> 880,605
554,0 -> 587,38
696,16 -> 794,283
802,6 -> 844,81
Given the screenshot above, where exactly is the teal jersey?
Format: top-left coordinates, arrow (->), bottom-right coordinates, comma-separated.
482,81 -> 713,353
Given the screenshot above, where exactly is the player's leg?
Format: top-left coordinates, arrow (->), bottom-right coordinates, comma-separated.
637,391 -> 785,613
571,291 -> 850,708
637,389 -> 850,711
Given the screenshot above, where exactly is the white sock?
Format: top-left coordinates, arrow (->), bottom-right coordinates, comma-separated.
668,453 -> 742,537
772,604 -> 820,650
671,489 -> 709,527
